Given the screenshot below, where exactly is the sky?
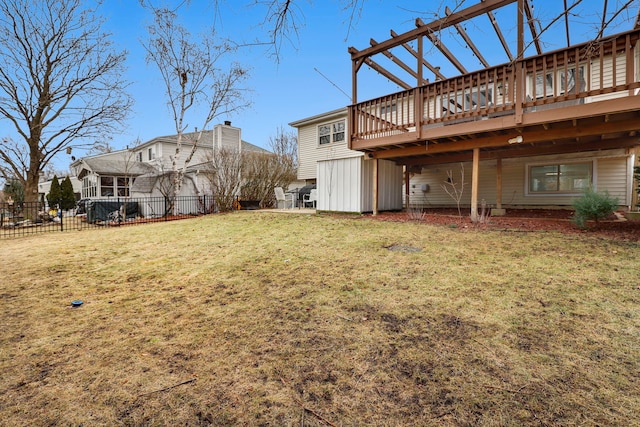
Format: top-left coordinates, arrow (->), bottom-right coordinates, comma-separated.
4,0 -> 640,172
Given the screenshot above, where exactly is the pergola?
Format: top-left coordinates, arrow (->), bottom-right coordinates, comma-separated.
346,0 -> 640,217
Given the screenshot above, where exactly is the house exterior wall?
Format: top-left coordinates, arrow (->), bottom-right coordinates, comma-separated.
295,109 -> 361,181
406,148 -> 632,209
214,125 -> 242,151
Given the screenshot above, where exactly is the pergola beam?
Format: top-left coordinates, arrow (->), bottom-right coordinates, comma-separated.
363,58 -> 412,90
564,0 -> 571,45
349,0 -> 517,61
420,20 -> 468,74
446,6 -> 490,68
487,10 -> 514,61
370,38 -> 422,85
390,30 -> 446,81
524,0 -> 542,54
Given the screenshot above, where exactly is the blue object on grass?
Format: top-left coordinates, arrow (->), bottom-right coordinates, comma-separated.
71,300 -> 83,307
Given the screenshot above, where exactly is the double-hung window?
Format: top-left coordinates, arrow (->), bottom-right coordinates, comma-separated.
318,120 -> 345,146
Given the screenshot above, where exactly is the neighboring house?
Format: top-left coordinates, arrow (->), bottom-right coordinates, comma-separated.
71,121 -> 267,201
290,108 -> 403,213
38,176 -> 82,206
327,1 -> 640,217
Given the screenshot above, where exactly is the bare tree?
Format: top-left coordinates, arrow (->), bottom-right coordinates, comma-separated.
205,146 -> 243,212
87,140 -> 116,156
204,126 -> 297,210
0,0 -> 132,203
441,163 -> 466,218
141,3 -> 250,211
211,0 -> 366,60
240,126 -> 297,206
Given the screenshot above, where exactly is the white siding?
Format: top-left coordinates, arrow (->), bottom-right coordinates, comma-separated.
596,157 -> 629,204
317,157 -> 403,213
296,111 -> 361,181
377,159 -> 404,211
317,157 -> 362,212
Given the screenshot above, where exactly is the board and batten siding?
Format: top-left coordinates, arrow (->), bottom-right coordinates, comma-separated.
406,149 -> 631,208
318,157 -> 403,213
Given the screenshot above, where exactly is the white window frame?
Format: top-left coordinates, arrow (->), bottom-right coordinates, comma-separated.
528,64 -> 586,99
318,120 -> 346,146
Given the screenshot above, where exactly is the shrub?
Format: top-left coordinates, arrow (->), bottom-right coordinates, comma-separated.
572,187 -> 618,229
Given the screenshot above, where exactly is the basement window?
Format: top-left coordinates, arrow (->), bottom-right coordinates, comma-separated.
528,162 -> 592,194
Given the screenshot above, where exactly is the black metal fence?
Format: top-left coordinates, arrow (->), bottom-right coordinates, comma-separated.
0,195 -> 216,239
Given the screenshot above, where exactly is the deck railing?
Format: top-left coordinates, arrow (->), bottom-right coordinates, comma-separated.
349,28 -> 640,147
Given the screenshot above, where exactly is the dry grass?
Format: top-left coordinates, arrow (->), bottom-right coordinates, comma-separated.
1,212 -> 639,426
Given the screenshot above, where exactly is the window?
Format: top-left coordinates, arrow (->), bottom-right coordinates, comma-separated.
117,177 -> 130,197
82,176 -> 97,198
98,176 -> 131,197
530,65 -> 585,99
380,103 -> 396,115
318,120 -> 345,145
137,152 -> 142,162
148,147 -> 155,160
442,87 -> 493,114
528,162 -> 592,194
101,176 -> 114,197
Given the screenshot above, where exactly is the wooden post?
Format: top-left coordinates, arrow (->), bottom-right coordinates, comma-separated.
373,158 -> 379,216
492,157 -> 506,216
416,36 -> 424,139
632,147 -> 639,210
470,148 -> 479,222
496,158 -> 503,209
405,166 -> 411,211
515,0 -> 525,124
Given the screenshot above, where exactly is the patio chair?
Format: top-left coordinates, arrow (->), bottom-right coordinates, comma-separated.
274,186 -> 295,209
302,189 -> 317,208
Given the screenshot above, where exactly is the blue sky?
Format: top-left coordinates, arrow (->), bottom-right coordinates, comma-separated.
8,0 -> 640,171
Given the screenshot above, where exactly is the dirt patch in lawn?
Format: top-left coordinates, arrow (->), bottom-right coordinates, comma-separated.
367,208 -> 640,242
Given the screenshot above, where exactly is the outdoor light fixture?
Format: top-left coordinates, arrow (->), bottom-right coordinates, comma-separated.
508,135 -> 523,144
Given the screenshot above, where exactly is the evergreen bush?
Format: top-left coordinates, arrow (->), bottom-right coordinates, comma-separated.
572,187 -> 618,229
46,175 -> 61,208
60,176 -> 76,210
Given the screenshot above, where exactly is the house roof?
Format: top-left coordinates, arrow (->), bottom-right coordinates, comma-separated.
136,128 -> 269,154
289,108 -> 347,128
75,152 -> 157,179
131,174 -> 160,193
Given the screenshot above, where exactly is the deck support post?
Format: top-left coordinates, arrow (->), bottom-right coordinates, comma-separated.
631,147 -> 640,211
405,167 -> 411,211
470,148 -> 480,222
492,158 -> 506,216
373,158 -> 379,216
